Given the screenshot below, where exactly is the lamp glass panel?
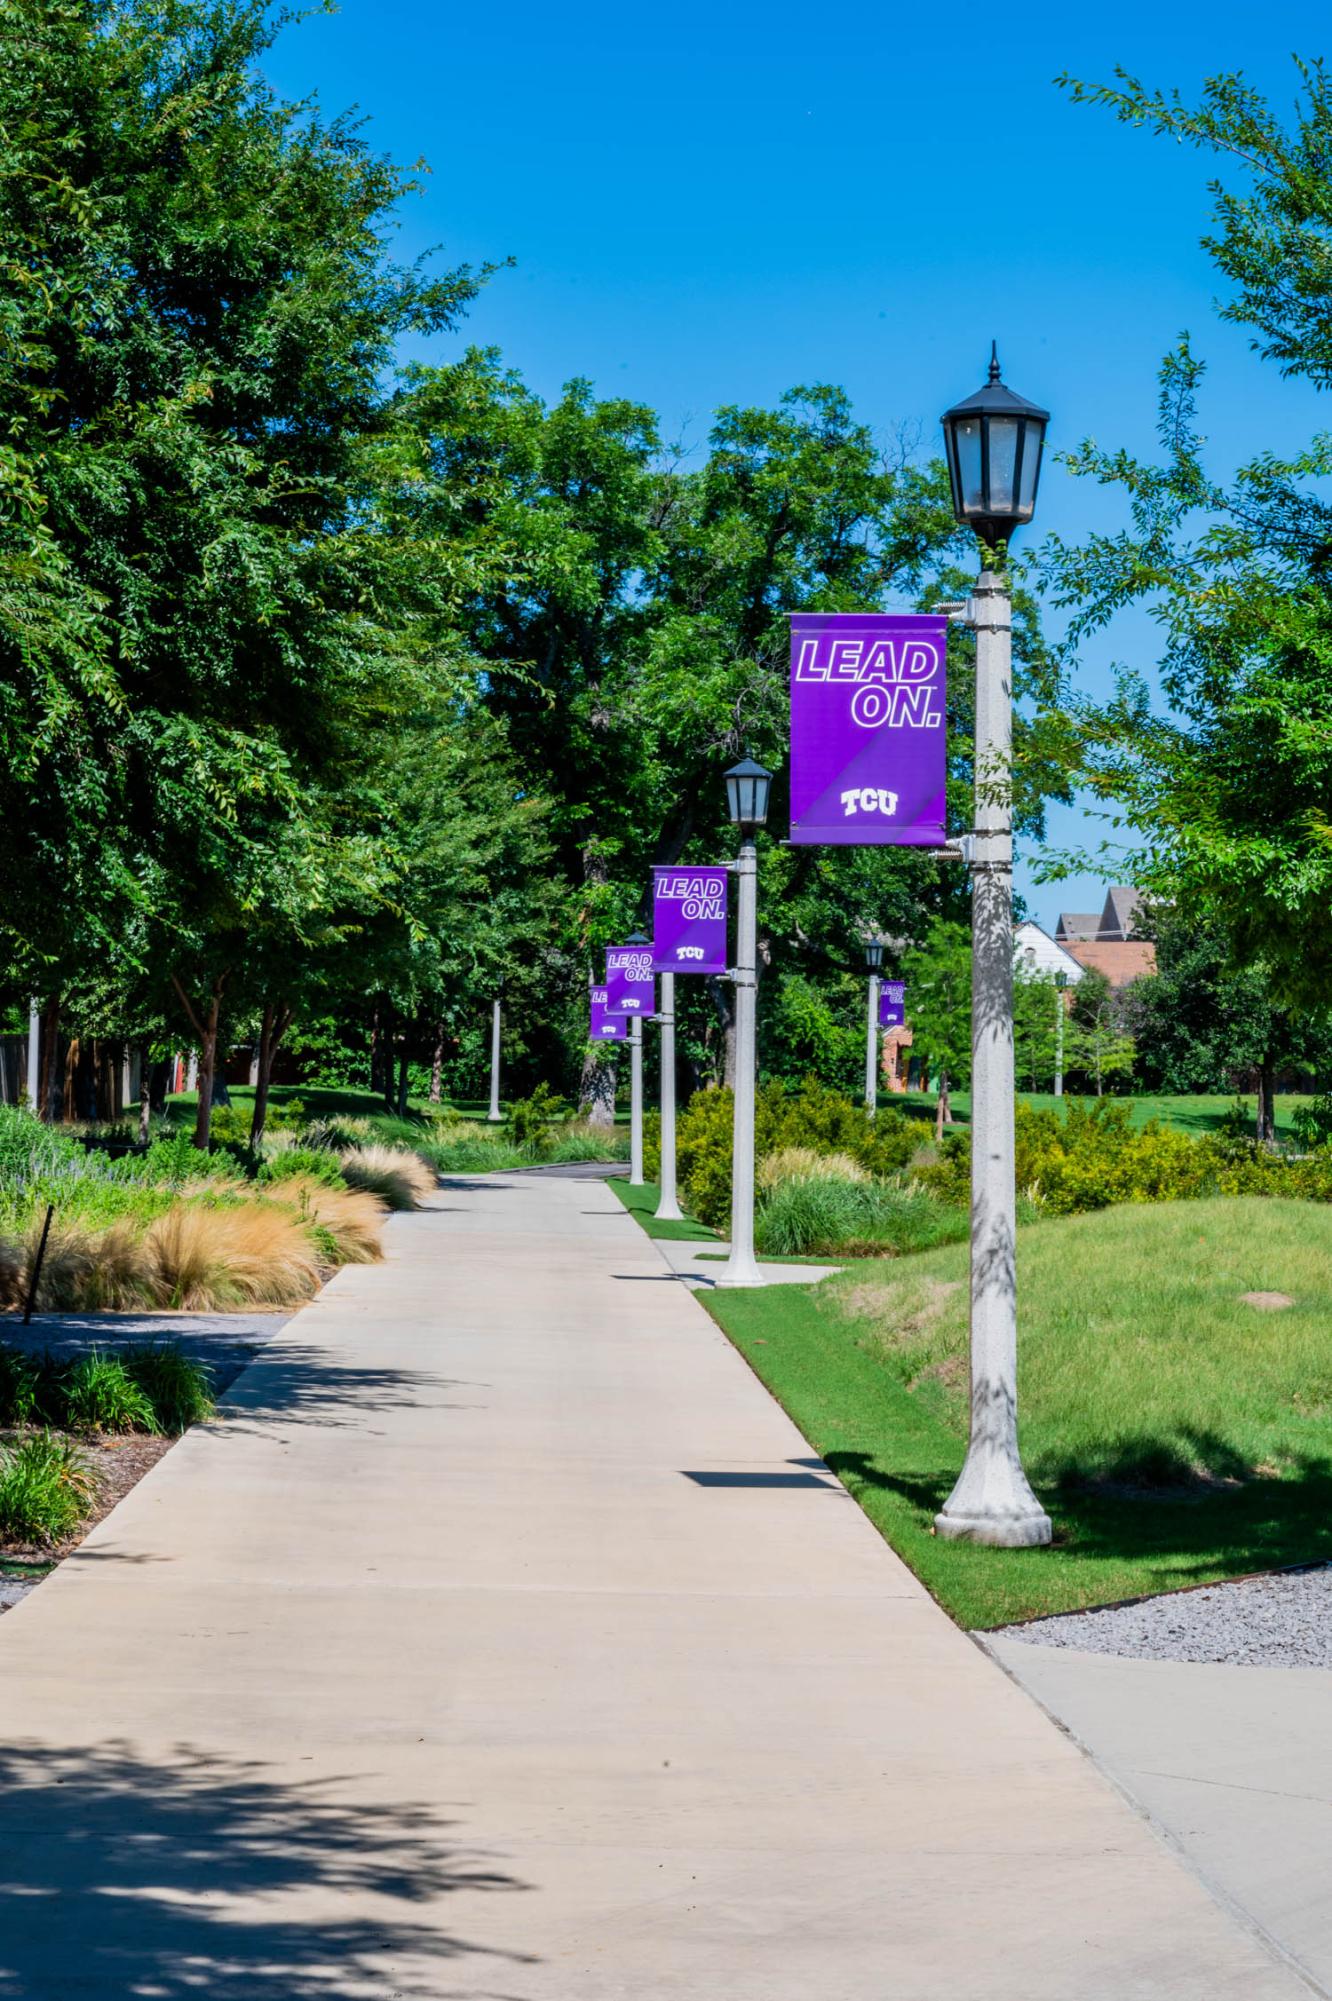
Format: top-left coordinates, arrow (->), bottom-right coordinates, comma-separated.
1018,424 -> 1043,514
986,416 -> 1020,512
953,417 -> 984,512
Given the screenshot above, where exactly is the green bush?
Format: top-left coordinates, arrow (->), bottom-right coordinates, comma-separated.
0,1432 -> 95,1545
121,1344 -> 214,1433
0,1346 -> 42,1426
505,1084 -> 568,1158
259,1147 -> 346,1189
755,1175 -> 971,1259
919,1099 -> 1217,1215
674,1079 -> 922,1231
60,1353 -> 158,1435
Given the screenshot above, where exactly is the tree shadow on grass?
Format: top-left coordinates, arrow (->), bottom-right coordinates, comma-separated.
823,1442 -> 1332,1584
0,1739 -> 533,2000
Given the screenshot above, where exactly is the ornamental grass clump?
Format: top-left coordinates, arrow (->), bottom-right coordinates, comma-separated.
60,1353 -> 158,1435
145,1202 -> 321,1309
268,1175 -> 385,1264
336,1143 -> 435,1210
0,1433 -> 95,1546
120,1344 -> 214,1433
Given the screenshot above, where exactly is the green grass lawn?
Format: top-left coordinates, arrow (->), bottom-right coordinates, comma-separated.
895,1089 -> 1313,1140
704,1198 -> 1332,1629
608,1179 -> 719,1240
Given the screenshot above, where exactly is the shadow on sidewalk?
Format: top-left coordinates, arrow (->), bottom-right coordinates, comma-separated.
0,1739 -> 534,1999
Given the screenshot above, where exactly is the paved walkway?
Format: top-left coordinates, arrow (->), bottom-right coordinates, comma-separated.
990,1635 -> 1332,1996
0,1175 -> 1310,1998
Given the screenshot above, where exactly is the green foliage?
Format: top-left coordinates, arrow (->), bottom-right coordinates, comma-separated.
902,921 -> 971,1108
120,1344 -> 214,1434
1048,64 -> 1332,1005
60,1354 -> 158,1436
258,1148 -> 346,1189
0,1340 -> 211,1435
505,1084 -> 568,1158
1291,1095 -> 1332,1150
755,1174 -> 967,1259
676,1079 -> 920,1230
0,1433 -> 95,1547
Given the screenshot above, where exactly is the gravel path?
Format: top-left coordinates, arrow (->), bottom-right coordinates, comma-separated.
992,1564 -> 1332,1667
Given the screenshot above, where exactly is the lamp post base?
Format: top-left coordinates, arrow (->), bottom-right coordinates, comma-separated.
654,1194 -> 683,1221
934,1448 -> 1052,1547
715,1255 -> 766,1289
934,1503 -> 1052,1548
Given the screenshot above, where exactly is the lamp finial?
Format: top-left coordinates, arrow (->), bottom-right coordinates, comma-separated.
988,341 -> 1001,385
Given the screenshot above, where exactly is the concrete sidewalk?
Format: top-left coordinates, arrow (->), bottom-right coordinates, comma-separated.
0,1174 -> 1310,1998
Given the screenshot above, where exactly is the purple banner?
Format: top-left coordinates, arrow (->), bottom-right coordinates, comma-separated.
879,980 -> 906,1030
789,612 -> 947,846
604,945 -> 655,1017
590,986 -> 627,1041
652,866 -> 728,975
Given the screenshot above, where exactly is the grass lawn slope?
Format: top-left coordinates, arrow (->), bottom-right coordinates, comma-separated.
704,1198 -> 1332,1629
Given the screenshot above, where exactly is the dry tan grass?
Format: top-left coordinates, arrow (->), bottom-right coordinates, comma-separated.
837,1274 -> 963,1354
0,1236 -> 26,1310
270,1176 -> 385,1264
757,1147 -> 869,1191
145,1202 -> 321,1309
338,1143 -> 436,1211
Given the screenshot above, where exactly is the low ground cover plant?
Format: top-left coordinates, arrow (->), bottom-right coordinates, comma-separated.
706,1198 -> 1332,1628
0,1433 -> 96,1547
0,1341 -> 213,1436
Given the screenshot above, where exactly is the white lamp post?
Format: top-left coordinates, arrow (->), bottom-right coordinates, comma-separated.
934,348 -> 1052,1549
654,969 -> 683,1219
863,934 -> 886,1113
717,758 -> 771,1289
486,990 -> 502,1123
25,999 -> 39,1113
624,930 -> 649,1186
1054,970 -> 1068,1098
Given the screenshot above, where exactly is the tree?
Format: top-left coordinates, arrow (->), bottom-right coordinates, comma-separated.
1064,970 -> 1136,1097
903,921 -> 972,1137
1046,61 -> 1332,1012
1013,966 -> 1059,1094
0,0 -> 484,1141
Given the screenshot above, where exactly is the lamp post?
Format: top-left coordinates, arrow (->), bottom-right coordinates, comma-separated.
934,347 -> 1052,1549
717,757 -> 771,1289
486,987 -> 503,1123
1054,970 -> 1068,1099
625,930 -> 649,1186
863,934 -> 886,1113
654,969 -> 683,1220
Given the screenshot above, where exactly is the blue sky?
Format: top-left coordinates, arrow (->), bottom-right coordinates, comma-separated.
266,0 -> 1328,929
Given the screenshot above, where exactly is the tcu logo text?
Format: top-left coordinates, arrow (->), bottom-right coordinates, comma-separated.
676,947 -> 705,961
840,788 -> 899,818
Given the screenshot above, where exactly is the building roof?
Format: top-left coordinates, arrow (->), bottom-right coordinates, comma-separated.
1055,912 -> 1101,941
1063,939 -> 1157,988
1100,887 -> 1144,941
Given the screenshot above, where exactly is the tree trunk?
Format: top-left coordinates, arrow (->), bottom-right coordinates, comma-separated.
710,977 -> 738,1089
39,998 -> 61,1123
249,1000 -> 293,1151
936,1070 -> 950,1142
173,974 -> 227,1150
396,1046 -> 410,1118
578,1045 -> 618,1128
138,1043 -> 154,1145
1257,1058 -> 1277,1146
429,1022 -> 445,1104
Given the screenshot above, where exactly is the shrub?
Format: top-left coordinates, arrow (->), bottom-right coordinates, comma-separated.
548,1121 -> 629,1164
755,1175 -> 971,1259
0,1432 -> 96,1546
918,1100 -> 1214,1215
675,1080 -> 922,1230
505,1084 -> 567,1157
416,1127 -> 529,1172
336,1143 -> 435,1210
0,1346 -> 43,1425
259,1147 -> 346,1189
121,1344 -> 214,1433
60,1353 -> 158,1435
